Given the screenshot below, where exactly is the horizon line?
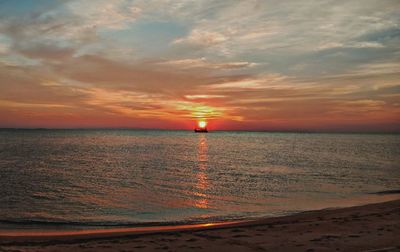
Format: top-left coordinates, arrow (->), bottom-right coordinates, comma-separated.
0,127 -> 399,134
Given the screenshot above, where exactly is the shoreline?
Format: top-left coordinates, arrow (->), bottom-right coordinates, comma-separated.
1,199 -> 399,251
1,193 -> 399,238
0,220 -> 245,241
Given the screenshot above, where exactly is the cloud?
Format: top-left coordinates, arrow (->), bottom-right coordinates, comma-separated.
66,0 -> 141,30
174,101 -> 228,119
0,34 -> 11,54
0,43 -> 9,54
352,62 -> 400,75
184,95 -> 226,100
323,61 -> 400,78
0,0 -> 141,60
157,57 -> 257,70
173,29 -> 227,47
18,44 -> 75,61
0,62 -> 90,118
317,41 -> 385,50
49,55 -> 209,95
167,0 -> 400,67
208,74 -> 289,90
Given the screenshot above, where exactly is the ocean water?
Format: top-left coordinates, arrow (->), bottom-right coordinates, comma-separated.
0,129 -> 399,230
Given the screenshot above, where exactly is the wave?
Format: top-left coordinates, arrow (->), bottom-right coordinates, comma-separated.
0,214 -> 252,228
370,189 -> 400,195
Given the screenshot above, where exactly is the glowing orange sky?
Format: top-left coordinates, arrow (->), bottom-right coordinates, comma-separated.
0,1 -> 399,132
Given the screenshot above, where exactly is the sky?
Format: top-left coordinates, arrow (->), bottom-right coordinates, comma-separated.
0,0 -> 399,131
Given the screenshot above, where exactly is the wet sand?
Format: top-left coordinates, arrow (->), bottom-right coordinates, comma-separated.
1,200 -> 399,252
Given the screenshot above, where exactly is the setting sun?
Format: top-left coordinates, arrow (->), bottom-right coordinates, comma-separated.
198,121 -> 207,128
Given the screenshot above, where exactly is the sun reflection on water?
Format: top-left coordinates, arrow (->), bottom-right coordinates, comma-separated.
194,134 -> 209,209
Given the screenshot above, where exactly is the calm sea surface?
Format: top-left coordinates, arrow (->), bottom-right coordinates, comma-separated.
0,130 -> 399,230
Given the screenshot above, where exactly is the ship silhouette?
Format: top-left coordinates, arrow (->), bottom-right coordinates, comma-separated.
194,126 -> 208,133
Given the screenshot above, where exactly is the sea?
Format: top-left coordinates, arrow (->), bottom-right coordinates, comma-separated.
0,129 -> 399,231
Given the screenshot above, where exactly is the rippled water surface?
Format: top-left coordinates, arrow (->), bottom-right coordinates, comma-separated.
0,130 -> 399,229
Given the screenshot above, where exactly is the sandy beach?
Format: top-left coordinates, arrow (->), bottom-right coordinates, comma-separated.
1,199 -> 399,252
